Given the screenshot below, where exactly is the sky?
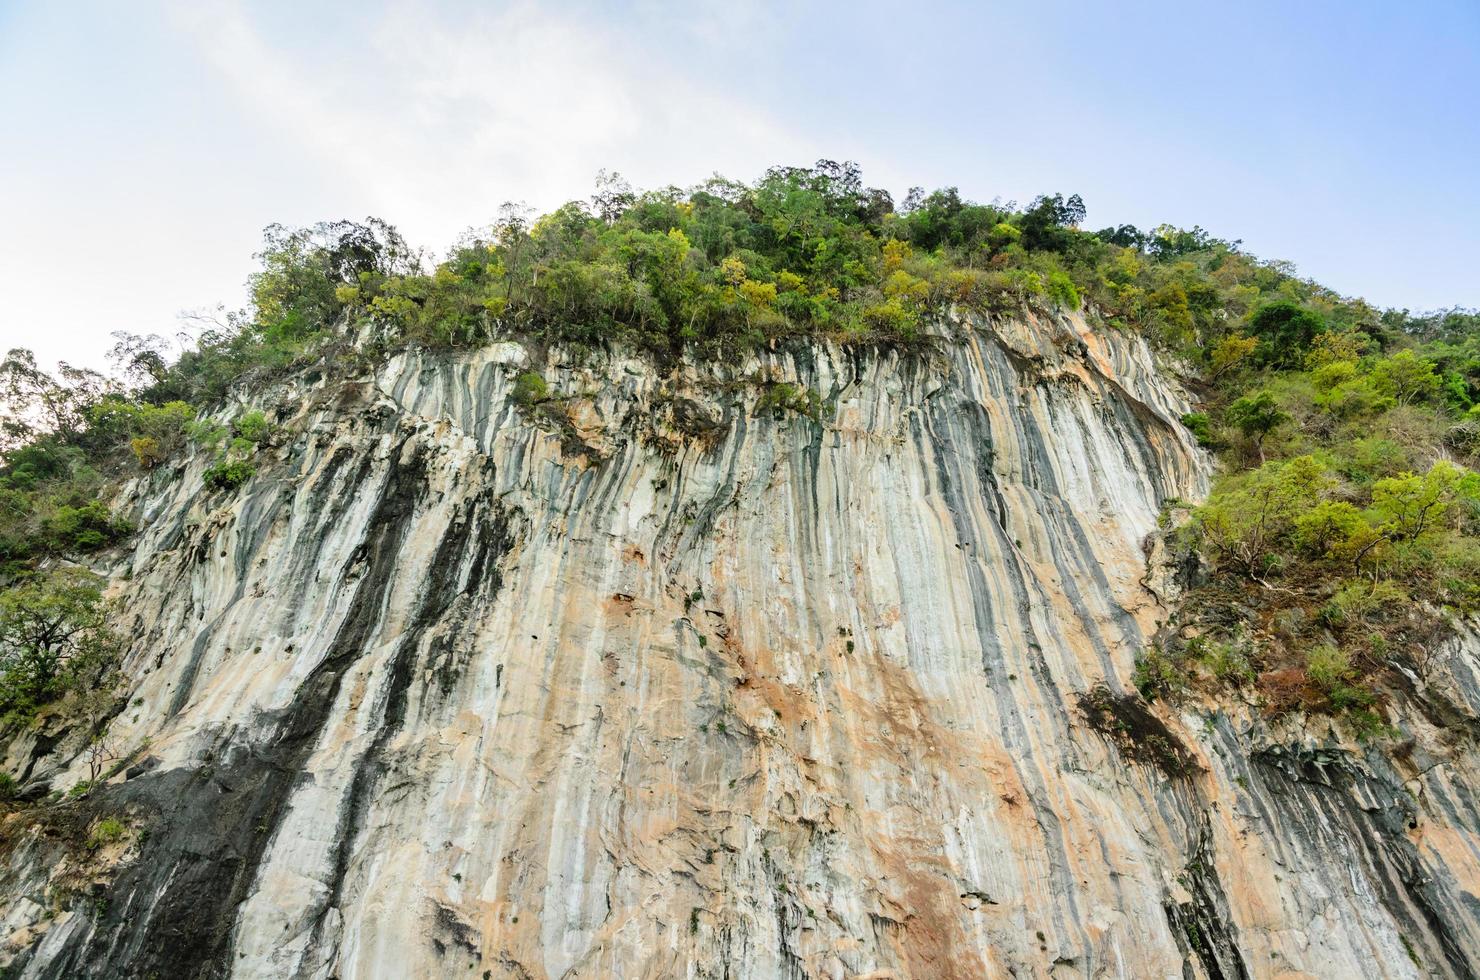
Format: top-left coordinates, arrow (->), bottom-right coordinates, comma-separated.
2,0 -> 1477,373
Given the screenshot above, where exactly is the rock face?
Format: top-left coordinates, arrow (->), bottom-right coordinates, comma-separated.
3,313 -> 1480,978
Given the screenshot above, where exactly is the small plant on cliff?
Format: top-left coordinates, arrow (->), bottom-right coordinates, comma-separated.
197,407 -> 273,493
1077,684 -> 1200,778
1132,646 -> 1184,702
88,397 -> 195,469
86,816 -> 126,849
233,409 -> 272,445
202,459 -> 255,492
43,501 -> 132,554
1305,643 -> 1352,690
755,383 -> 822,420
510,371 -> 549,409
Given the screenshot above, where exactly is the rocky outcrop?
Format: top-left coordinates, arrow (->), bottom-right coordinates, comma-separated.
3,312 -> 1478,978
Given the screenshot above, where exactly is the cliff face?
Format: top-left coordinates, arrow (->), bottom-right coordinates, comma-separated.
3,313 -> 1479,979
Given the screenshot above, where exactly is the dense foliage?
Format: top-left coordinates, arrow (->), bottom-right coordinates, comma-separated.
1146,305 -> 1480,734
54,160 -> 1477,407
1,159 -> 1478,749
0,568 -> 121,726
0,354 -> 271,731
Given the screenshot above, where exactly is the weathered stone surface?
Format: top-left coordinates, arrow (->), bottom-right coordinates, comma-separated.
3,313 -> 1479,978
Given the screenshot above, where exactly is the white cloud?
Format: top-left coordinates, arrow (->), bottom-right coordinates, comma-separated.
0,0 -> 825,371
169,0 -> 815,256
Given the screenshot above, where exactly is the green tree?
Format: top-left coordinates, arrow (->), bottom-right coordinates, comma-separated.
493,202 -> 535,310
251,220 -> 417,343
1225,391 -> 1288,463
591,169 -> 635,225
0,568 -> 121,721
1018,193 -> 1085,252
1248,302 -> 1325,367
1370,461 -> 1465,541
1310,361 -> 1392,418
1208,334 -> 1257,379
1370,350 -> 1440,406
1293,501 -> 1372,559
1192,455 -> 1331,576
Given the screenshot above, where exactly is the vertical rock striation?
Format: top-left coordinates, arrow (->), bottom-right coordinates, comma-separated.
3,312 -> 1479,978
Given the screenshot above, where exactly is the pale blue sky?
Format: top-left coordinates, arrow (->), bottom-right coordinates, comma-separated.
2,0 -> 1477,371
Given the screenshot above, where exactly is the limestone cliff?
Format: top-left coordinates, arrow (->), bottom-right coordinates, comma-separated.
3,313 -> 1479,978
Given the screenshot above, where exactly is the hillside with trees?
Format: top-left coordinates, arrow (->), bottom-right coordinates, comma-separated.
3,160 -> 1479,762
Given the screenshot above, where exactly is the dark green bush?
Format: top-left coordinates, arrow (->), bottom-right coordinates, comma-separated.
45,501 -> 130,553
1249,301 -> 1326,366
202,460 -> 255,492
1180,412 -> 1217,449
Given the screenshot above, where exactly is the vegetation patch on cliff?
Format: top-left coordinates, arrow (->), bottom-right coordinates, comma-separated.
1077,684 -> 1201,778
1148,303 -> 1480,736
